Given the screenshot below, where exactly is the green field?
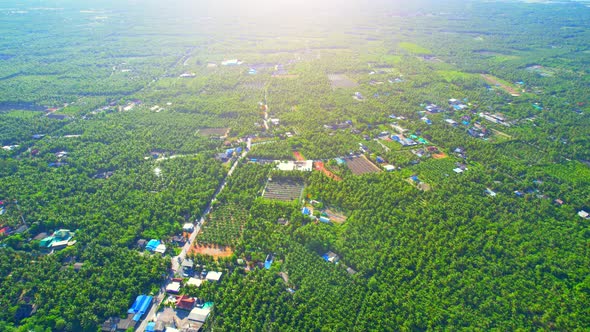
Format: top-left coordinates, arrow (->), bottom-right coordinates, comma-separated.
398,42 -> 433,54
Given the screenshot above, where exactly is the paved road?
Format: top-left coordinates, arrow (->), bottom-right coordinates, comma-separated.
137,139 -> 250,332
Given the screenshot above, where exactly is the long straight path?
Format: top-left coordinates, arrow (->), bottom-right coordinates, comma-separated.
136,139 -> 249,332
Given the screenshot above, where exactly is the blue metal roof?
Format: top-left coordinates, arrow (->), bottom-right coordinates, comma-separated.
146,239 -> 160,251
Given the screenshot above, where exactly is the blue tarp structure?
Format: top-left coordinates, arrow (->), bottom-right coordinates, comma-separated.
146,239 -> 160,252
146,322 -> 156,332
128,295 -> 153,322
264,254 -> 273,270
236,147 -> 243,153
319,216 -> 330,223
301,207 -> 311,216
322,254 -> 330,261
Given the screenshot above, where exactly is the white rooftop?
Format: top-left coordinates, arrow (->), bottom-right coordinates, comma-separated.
275,160 -> 313,172
166,282 -> 181,293
155,244 -> 167,254
188,307 -> 211,322
206,271 -> 223,282
186,278 -> 203,287
578,210 -> 589,219
383,165 -> 395,171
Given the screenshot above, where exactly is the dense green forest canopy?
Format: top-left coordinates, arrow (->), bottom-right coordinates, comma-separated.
0,0 -> 588,330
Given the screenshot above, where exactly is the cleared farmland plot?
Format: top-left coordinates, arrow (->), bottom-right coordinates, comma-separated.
198,127 -> 230,137
328,74 -> 359,88
345,156 -> 381,175
263,178 -> 305,201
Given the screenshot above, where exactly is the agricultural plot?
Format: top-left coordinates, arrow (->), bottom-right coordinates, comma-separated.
199,204 -> 248,246
263,178 -> 305,201
345,155 -> 381,175
323,208 -> 347,224
190,244 -> 234,259
481,74 -> 521,96
198,127 -> 230,137
328,74 -> 358,88
411,158 -> 459,185
398,42 -> 432,54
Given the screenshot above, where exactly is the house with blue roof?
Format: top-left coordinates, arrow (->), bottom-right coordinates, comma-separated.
145,239 -> 160,252
264,254 -> 273,270
128,295 -> 153,322
301,207 -> 311,216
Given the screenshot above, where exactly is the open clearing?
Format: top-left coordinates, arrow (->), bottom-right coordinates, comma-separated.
345,155 -> 382,175
492,129 -> 513,139
315,161 -> 342,181
398,42 -> 432,54
197,127 -> 230,137
432,152 -> 448,159
481,74 -> 521,96
190,244 -> 234,259
328,74 -> 358,88
324,208 -> 347,223
263,178 -> 304,201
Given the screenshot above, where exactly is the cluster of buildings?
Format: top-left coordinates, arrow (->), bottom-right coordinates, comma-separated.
2,145 -> 19,151
275,160 -> 313,172
301,207 -> 332,224
479,112 -> 510,127
221,59 -> 243,66
468,123 -> 489,139
424,103 -> 444,113
448,98 -> 468,111
101,295 -> 153,331
143,239 -> 167,255
323,120 -> 352,130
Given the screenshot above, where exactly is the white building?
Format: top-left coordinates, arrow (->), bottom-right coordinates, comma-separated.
155,244 -> 167,254
205,271 -> 223,282
275,160 -> 313,172
188,307 -> 211,322
186,278 -> 203,288
183,223 -> 195,233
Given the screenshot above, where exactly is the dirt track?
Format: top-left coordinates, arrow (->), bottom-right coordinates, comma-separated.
481,74 -> 520,96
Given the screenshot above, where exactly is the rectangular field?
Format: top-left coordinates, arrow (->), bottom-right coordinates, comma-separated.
263,178 -> 305,201
197,127 -> 230,137
328,74 -> 358,88
345,156 -> 381,175
481,74 -> 520,96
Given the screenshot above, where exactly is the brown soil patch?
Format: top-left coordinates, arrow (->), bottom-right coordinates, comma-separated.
432,152 -> 448,159
315,161 -> 342,181
324,208 -> 347,223
293,151 -> 305,161
190,244 -> 234,259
